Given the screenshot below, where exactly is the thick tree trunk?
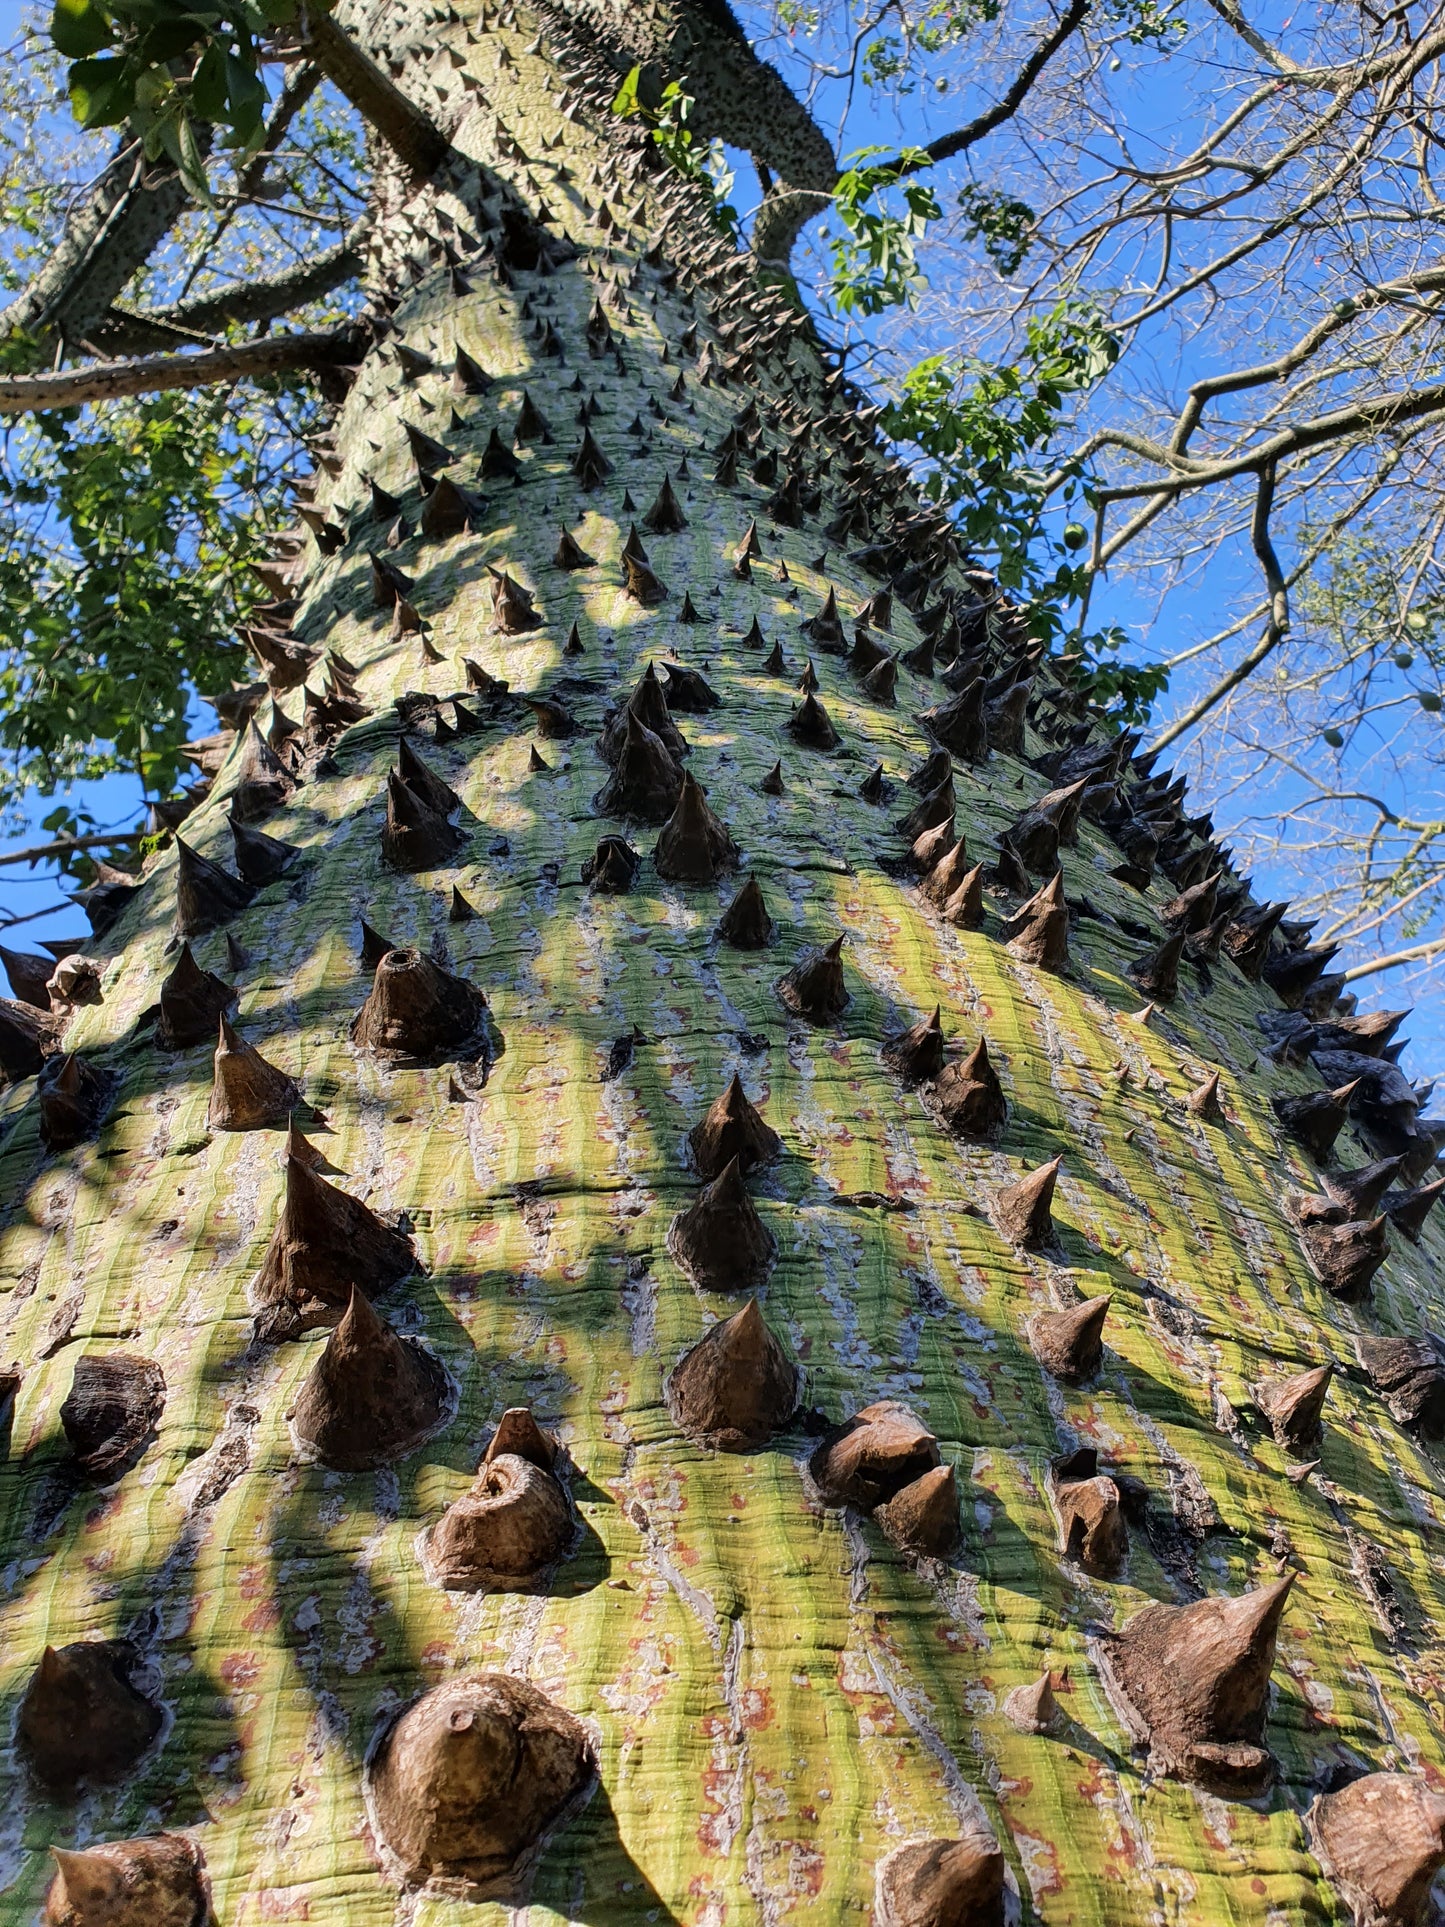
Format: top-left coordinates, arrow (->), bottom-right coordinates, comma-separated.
2,4 -> 1445,1925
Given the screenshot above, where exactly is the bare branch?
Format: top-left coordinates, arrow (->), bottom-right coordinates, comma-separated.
891,0 -> 1091,176
1095,375 -> 1445,506
1149,463 -> 1288,753
1342,937 -> 1445,982
0,330 -> 361,413
0,832 -> 143,869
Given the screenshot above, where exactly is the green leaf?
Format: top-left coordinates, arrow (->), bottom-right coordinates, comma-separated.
222,46 -> 266,141
50,0 -> 113,61
138,17 -> 208,60
189,38 -> 226,120
611,64 -> 642,118
68,53 -> 133,127
178,113 -> 215,206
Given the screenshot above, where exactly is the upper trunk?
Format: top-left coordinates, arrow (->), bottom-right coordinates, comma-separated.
1,4 -> 1444,1925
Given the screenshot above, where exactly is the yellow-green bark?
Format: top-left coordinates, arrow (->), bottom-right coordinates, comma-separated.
1,9 -> 1443,1924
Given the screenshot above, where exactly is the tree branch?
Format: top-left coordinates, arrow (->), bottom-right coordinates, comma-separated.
1148,463 -> 1288,754
0,330 -> 362,413
0,832 -> 144,869
891,0 -> 1091,175
0,140 -> 195,357
89,226 -> 369,357
294,7 -> 448,185
1095,375 -> 1445,506
1342,937 -> 1445,983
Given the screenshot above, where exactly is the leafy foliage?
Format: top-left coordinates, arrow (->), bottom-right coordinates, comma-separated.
955,181 -> 1034,276
611,66 -> 739,234
827,148 -> 940,315
885,300 -> 1167,721
0,389 -> 284,825
49,0 -> 304,202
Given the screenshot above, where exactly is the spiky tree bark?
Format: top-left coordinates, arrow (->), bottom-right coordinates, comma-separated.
3,5 -> 1445,1925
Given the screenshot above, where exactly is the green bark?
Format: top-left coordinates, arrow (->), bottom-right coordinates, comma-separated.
1,5 -> 1443,1925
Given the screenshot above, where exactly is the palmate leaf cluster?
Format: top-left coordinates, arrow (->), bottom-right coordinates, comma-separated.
0,389 -> 272,831
51,0 -> 300,201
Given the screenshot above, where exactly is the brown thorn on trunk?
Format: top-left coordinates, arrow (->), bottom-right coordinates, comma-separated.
37,1052 -> 111,1151
581,834 -> 640,893
1127,928 -> 1187,1003
366,1675 -> 594,1899
935,1037 -> 1007,1137
941,862 -> 986,928
1002,871 -> 1070,972
1310,1772 -> 1445,1927
1003,1673 -> 1061,1736
252,1154 -> 416,1341
384,770 -> 465,870
1273,1079 -> 1361,1160
787,690 -> 840,750
994,1155 -> 1061,1248
209,1016 -> 300,1131
425,1450 -> 571,1592
1187,1069 -> 1225,1121
666,1298 -> 797,1451
874,1826 -> 1006,1927
778,934 -> 848,1023
156,943 -> 236,1051
60,1353 -> 165,1481
717,876 -> 773,948
554,525 -> 594,569
919,837 -> 970,908
1256,1363 -> 1332,1454
667,1155 -> 776,1292
877,1464 -> 960,1557
1299,1213 -> 1389,1302
43,1834 -> 210,1927
654,772 -> 739,882
688,1072 -> 782,1178
19,1640 -> 162,1793
353,947 -> 489,1061
1029,1295 -> 1110,1383
1096,1577 -> 1294,1795
881,1006 -> 945,1085
289,1285 -> 449,1471
641,472 -> 688,533
1053,1450 -> 1127,1575
174,836 -> 256,938
228,814 -> 299,887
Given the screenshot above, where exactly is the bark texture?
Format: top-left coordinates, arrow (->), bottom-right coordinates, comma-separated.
2,1 -> 1445,1921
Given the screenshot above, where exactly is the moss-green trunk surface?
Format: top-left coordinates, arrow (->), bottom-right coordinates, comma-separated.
2,10 -> 1443,1923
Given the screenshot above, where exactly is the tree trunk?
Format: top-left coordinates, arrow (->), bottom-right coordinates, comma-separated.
2,4 -> 1444,1924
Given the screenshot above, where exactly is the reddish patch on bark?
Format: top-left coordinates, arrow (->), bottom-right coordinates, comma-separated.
84,1491 -> 124,1532
221,1651 -> 260,1688
243,1595 -> 281,1633
740,1685 -> 774,1730
249,1886 -> 312,1918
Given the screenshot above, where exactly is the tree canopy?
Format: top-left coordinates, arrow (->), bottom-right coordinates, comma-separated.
2,0 -> 1445,1002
